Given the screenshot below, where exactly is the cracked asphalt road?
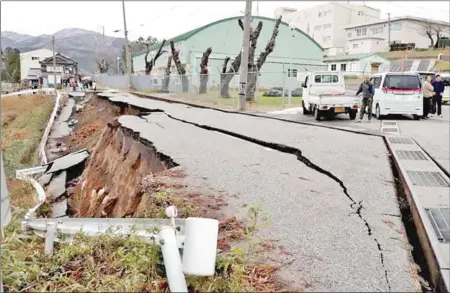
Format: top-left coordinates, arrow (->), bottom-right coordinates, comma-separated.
105,92 -> 418,291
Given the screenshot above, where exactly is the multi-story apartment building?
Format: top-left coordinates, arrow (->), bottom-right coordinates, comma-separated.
344,16 -> 450,54
275,2 -> 380,55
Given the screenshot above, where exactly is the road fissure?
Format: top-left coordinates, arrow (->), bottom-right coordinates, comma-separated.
136,109 -> 392,291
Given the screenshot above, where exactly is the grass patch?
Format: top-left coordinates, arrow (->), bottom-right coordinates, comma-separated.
1,94 -> 54,208
137,87 -> 302,111
2,204 -> 285,292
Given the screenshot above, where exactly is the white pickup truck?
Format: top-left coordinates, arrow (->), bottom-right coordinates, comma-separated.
301,71 -> 360,121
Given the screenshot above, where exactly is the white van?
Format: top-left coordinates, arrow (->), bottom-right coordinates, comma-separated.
370,72 -> 423,120
440,73 -> 450,104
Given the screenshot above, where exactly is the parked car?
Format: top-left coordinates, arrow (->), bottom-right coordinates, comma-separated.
441,73 -> 450,104
291,88 -> 303,97
263,87 -> 283,97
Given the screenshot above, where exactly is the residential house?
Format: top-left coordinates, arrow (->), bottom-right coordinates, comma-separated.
323,53 -> 390,77
39,53 -> 78,86
344,16 -> 450,54
275,2 -> 380,55
19,49 -> 53,81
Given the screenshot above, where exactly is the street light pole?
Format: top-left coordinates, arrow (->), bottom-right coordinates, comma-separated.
122,0 -> 132,89
238,0 -> 252,111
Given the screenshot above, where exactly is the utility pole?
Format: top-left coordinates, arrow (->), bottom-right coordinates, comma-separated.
238,0 -> 252,111
122,0 -> 132,90
387,13 -> 391,51
52,36 -> 57,92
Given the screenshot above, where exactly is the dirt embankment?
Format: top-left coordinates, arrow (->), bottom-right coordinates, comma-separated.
64,95 -> 226,221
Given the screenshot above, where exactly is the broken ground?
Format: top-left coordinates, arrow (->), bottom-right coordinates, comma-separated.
2,92 -> 298,292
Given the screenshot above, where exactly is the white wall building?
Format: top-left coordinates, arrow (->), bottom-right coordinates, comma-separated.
323,53 -> 390,77
275,2 -> 380,55
344,16 -> 450,54
19,48 -> 54,81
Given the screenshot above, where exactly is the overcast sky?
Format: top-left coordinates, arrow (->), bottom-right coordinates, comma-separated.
1,1 -> 449,41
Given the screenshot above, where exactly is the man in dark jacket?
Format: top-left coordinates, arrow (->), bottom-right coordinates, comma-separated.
432,74 -> 445,117
355,76 -> 374,122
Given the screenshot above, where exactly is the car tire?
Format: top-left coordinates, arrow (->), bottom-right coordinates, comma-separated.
302,100 -> 310,114
349,110 -> 357,120
314,107 -> 321,121
413,115 -> 421,120
376,104 -> 383,120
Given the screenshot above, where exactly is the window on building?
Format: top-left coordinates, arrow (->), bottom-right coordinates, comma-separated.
358,11 -> 364,16
323,36 -> 331,42
314,25 -> 321,31
356,28 -> 367,36
323,23 -> 332,29
371,27 -> 383,34
323,10 -> 332,16
31,57 -> 39,61
353,44 -> 359,49
348,32 -> 352,38
390,22 -> 402,31
288,69 -> 291,77
318,12 -> 322,17
331,64 -> 337,71
340,64 -> 347,71
292,69 -> 298,77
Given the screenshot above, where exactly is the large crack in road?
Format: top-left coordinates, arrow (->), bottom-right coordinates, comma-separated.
139,110 -> 392,292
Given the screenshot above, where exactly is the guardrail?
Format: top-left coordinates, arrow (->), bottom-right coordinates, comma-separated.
1,88 -> 56,98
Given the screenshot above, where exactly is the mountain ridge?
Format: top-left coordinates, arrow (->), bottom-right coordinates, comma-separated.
1,28 -> 126,73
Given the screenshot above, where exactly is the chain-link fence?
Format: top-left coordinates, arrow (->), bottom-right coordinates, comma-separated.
95,58 -> 447,110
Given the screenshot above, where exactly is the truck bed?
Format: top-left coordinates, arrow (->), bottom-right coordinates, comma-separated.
310,94 -> 360,106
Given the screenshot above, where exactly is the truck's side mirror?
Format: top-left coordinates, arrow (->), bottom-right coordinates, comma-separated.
302,82 -> 307,88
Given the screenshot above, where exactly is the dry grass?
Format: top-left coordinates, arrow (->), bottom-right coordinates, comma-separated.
1,94 -> 54,208
379,48 -> 449,59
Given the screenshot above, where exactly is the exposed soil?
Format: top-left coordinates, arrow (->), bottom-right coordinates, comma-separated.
39,92 -> 296,291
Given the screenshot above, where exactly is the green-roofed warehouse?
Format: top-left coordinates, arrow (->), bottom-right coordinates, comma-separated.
132,16 -> 326,88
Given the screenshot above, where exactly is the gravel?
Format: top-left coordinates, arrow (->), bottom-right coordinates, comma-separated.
106,92 -> 418,292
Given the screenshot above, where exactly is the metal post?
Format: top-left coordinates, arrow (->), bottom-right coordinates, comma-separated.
122,0 -> 132,90
52,36 -> 57,92
387,13 -> 391,51
288,27 -> 294,105
159,227 -> 188,292
238,0 -> 252,111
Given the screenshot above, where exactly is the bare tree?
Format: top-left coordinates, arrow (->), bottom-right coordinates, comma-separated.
199,47 -> 212,94
162,55 -> 173,92
219,18 -> 264,98
247,16 -> 282,100
421,21 -> 438,48
170,40 -> 189,92
96,58 -> 111,73
144,40 -> 167,75
433,24 -> 447,49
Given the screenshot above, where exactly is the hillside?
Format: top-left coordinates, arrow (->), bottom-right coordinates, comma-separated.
1,29 -> 126,73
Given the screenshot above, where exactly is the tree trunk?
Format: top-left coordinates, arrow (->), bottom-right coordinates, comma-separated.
199,47 -> 212,94
162,56 -> 172,92
220,54 -> 241,98
145,40 -> 167,75
170,40 -> 188,93
426,32 -> 434,48
434,33 -> 441,49
245,16 -> 282,99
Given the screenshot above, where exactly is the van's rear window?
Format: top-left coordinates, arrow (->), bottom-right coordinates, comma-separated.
384,75 -> 421,90
314,75 -> 339,83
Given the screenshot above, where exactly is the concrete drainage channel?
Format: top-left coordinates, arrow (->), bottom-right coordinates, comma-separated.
129,91 -> 449,292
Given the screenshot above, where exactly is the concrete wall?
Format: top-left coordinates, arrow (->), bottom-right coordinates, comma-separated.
95,73 -> 156,90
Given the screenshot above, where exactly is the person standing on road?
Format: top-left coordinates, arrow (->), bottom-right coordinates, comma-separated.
432,74 -> 445,118
355,76 -> 374,122
423,75 -> 435,119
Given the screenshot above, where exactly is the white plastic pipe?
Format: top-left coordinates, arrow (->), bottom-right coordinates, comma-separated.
159,226 -> 188,292
182,217 -> 219,276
